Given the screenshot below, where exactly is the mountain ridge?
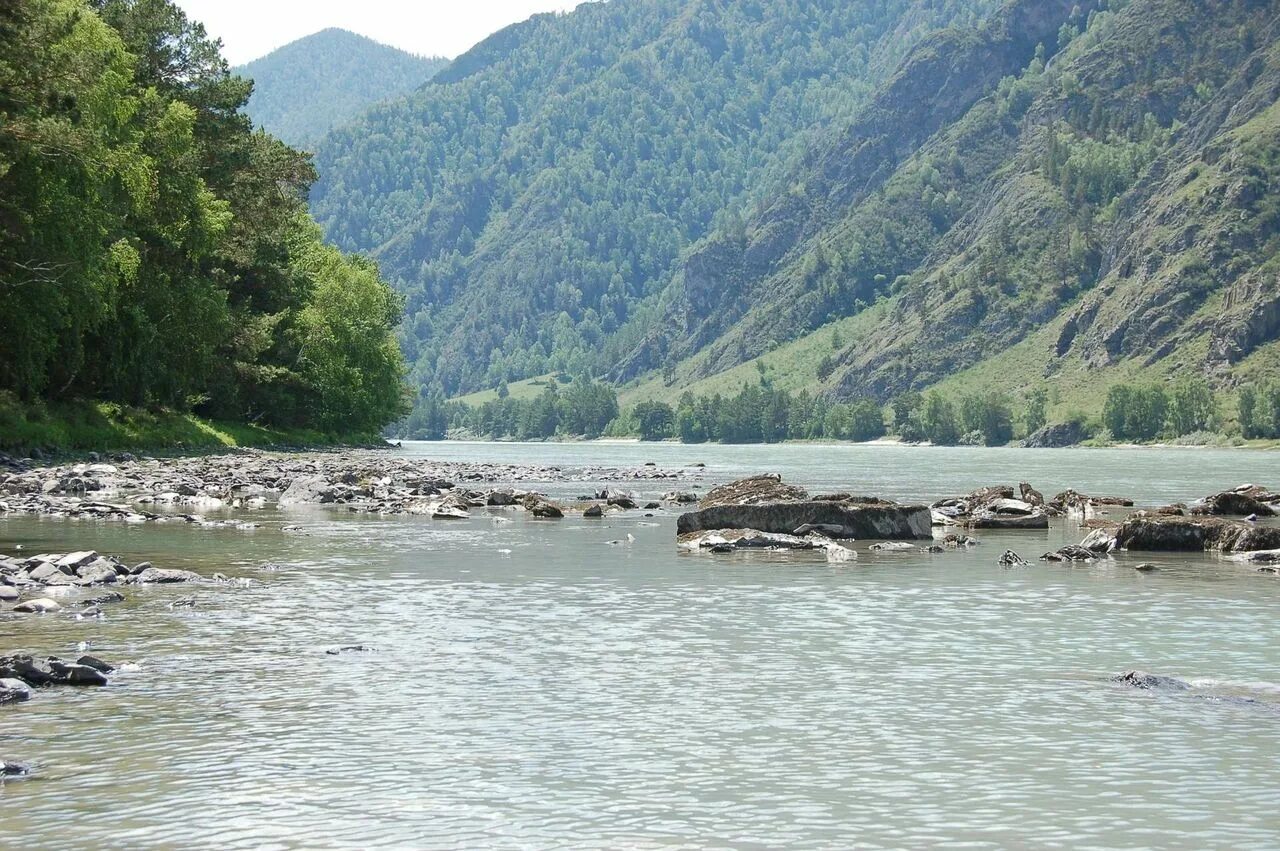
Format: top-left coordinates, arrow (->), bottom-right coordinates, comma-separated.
236,28 -> 447,148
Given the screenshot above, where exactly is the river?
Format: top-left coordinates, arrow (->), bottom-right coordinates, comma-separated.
2,442 -> 1279,848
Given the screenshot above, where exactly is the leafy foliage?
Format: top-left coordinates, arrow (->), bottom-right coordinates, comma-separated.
311,0 -> 997,409
0,0 -> 407,435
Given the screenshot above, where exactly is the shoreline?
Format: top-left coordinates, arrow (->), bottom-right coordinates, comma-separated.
403,436 -> 1280,451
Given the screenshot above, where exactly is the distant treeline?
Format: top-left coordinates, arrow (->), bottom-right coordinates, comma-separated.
401,374 -> 1274,446
0,0 -> 406,435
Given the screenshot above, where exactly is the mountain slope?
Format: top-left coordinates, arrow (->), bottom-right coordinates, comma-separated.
310,0 -> 1000,399
621,0 -> 1280,411
236,29 -> 446,148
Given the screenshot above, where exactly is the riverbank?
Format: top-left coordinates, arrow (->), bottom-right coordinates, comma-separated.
0,395 -> 382,455
413,433 -> 1280,450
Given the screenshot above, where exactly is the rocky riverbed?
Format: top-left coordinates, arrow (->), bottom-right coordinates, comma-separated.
5,449 -> 1280,780
0,448 -> 699,523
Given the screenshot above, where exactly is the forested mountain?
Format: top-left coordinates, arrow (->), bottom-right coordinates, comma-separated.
312,0 -> 1280,427
626,0 -> 1280,408
312,0 -> 1001,399
236,29 -> 446,149
0,0 -> 406,435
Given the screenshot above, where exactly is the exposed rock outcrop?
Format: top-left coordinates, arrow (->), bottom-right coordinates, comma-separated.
678,476 -> 929,540
1114,515 -> 1280,553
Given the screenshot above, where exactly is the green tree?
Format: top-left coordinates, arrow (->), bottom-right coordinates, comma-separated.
633,401 -> 675,441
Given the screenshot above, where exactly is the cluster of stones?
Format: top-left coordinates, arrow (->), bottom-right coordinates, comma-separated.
0,652 -> 124,777
2,550 -> 204,617
929,483 -> 1135,530
673,475 -> 1280,568
675,474 -> 934,562
0,450 -> 697,523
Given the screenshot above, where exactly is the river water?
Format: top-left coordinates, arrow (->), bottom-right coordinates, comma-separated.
2,442 -> 1279,848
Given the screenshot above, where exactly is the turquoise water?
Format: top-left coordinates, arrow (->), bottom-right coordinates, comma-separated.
2,443 -> 1278,848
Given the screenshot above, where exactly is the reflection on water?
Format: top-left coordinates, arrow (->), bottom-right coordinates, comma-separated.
2,443 -> 1279,848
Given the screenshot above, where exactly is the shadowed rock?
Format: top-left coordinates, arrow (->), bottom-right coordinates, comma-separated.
679,499 -> 930,540
1115,515 -> 1280,552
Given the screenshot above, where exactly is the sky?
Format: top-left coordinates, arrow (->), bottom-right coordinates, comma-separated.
174,0 -> 584,66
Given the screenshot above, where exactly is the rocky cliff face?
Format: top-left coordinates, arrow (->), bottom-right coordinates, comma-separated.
614,0 -> 1098,383
625,0 -> 1280,405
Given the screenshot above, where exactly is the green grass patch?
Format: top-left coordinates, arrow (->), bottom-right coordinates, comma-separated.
0,392 -> 379,454
450,373 -> 567,406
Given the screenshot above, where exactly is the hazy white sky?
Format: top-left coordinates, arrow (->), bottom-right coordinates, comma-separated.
175,0 -> 583,65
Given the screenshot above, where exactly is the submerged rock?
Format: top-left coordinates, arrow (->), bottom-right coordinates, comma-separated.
1,759 -> 32,777
1041,545 -> 1096,562
133,567 -> 203,584
0,678 -> 32,704
326,645 -> 376,655
998,550 -> 1029,567
13,597 -> 60,613
679,528 -> 856,561
969,510 -> 1049,530
1112,670 -> 1190,690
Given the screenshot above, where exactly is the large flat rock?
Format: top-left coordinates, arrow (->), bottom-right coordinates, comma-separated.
677,501 -> 932,540
1115,515 -> 1280,552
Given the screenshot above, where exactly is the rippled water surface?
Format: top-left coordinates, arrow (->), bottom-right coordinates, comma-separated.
3,443 -> 1280,848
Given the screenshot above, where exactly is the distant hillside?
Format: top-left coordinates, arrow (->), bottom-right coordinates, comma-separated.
312,0 -> 998,399
619,0 -> 1280,414
310,0 -> 1280,428
236,29 -> 446,148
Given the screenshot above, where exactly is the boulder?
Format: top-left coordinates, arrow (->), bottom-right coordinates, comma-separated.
1112,671 -> 1190,691
278,476 -> 335,507
74,562 -> 119,585
56,551 -> 98,570
1020,421 -> 1086,448
1019,482 -> 1045,507
1231,549 -> 1280,564
26,562 -> 63,582
0,655 -> 53,685
582,504 -> 604,518
1114,515 -> 1280,553
1041,545 -> 1095,562
869,541 -> 916,552
0,678 -> 32,704
678,499 -> 931,540
1190,489 -> 1277,517
75,655 -> 114,673
680,529 -> 818,552
0,587 -> 17,602
46,660 -> 108,686
697,474 -> 808,509
134,567 -> 203,584
1080,528 -> 1118,553
532,503 -> 564,519
486,490 -> 519,506
13,597 -> 60,613
968,510 -> 1049,530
